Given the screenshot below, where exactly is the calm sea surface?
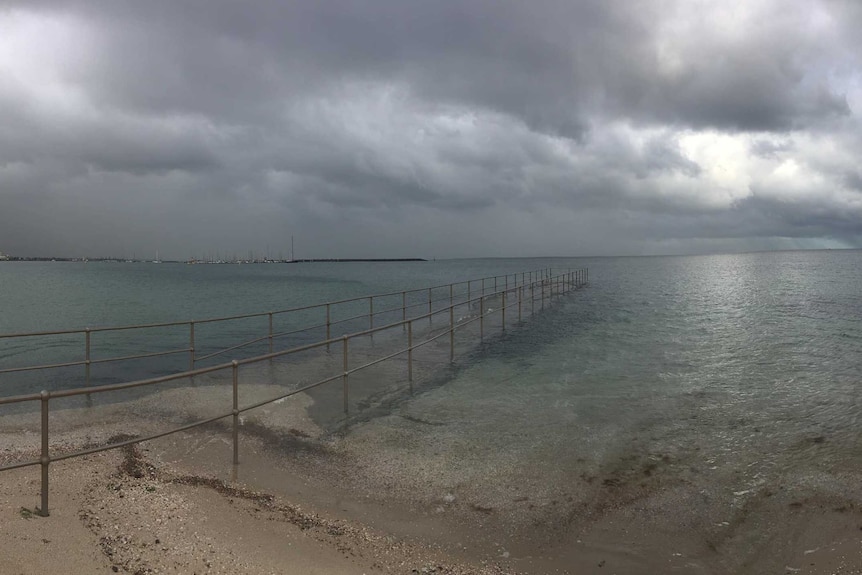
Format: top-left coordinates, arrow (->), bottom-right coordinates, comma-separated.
2,252 -> 861,419
3,251 -> 862,568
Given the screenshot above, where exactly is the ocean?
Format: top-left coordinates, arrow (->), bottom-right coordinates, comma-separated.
2,251 -> 862,572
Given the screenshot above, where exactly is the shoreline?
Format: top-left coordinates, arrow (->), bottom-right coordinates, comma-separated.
2,443 -> 512,575
5,424 -> 862,575
4,379 -> 862,574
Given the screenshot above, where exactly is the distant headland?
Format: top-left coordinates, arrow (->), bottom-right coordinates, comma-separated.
0,254 -> 427,264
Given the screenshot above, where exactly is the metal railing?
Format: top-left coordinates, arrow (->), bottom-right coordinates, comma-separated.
1,268 -> 569,386
0,267 -> 589,516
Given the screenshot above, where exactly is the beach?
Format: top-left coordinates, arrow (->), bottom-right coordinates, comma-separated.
4,379 -> 862,575
0,415 -> 514,575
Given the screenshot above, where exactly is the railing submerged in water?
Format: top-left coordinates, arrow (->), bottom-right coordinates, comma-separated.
0,267 -> 588,516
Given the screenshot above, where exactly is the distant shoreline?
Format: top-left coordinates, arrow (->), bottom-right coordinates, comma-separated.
285,258 -> 427,263
0,257 -> 428,264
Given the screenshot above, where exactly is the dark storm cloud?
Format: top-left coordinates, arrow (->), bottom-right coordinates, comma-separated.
1,0 -> 861,258
844,172 -> 862,192
19,0 -> 854,133
628,55 -> 851,132
750,139 -> 796,159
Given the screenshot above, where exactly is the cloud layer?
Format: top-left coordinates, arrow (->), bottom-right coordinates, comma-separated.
1,0 -> 860,258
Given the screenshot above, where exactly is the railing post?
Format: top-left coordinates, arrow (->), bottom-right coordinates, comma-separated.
482,278 -> 485,297
407,321 -> 413,391
342,335 -> 349,417
369,297 -> 374,331
449,283 -> 454,309
38,390 -> 50,517
189,321 -> 195,370
541,276 -> 545,309
480,295 -> 484,340
326,303 -> 331,351
402,291 -> 407,330
268,312 -> 274,354
502,290 -> 506,331
518,285 -> 522,321
85,328 -> 91,387
449,303 -> 455,362
428,288 -> 433,323
232,361 -> 239,465
531,281 -> 535,313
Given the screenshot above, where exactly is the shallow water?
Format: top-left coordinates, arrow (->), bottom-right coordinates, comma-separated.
3,252 -> 862,571
3,252 -> 861,460
286,251 -> 861,573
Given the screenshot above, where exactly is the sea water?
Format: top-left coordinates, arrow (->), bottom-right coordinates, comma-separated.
0,258 -> 561,395
3,252 -> 862,570
2,252 -> 860,440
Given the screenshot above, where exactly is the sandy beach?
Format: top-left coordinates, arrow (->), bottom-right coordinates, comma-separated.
0,378 -> 519,575
1,435 -> 516,575
4,377 -> 862,575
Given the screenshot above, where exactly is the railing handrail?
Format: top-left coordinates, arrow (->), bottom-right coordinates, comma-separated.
0,271 -> 579,403
0,268 -> 558,379
0,267 -> 590,517
0,267 -> 553,339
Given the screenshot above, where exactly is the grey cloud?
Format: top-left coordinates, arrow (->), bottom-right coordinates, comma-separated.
646,64 -> 849,132
1,0 -> 862,259
640,137 -> 701,178
733,192 -> 862,238
844,172 -> 862,192
750,138 -> 796,159
635,190 -> 862,243
8,0 -> 858,135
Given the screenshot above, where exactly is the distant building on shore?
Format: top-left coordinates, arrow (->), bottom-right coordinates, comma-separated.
0,251 -> 9,261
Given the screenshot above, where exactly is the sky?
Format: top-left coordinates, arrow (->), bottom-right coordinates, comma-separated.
1,0 -> 861,260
